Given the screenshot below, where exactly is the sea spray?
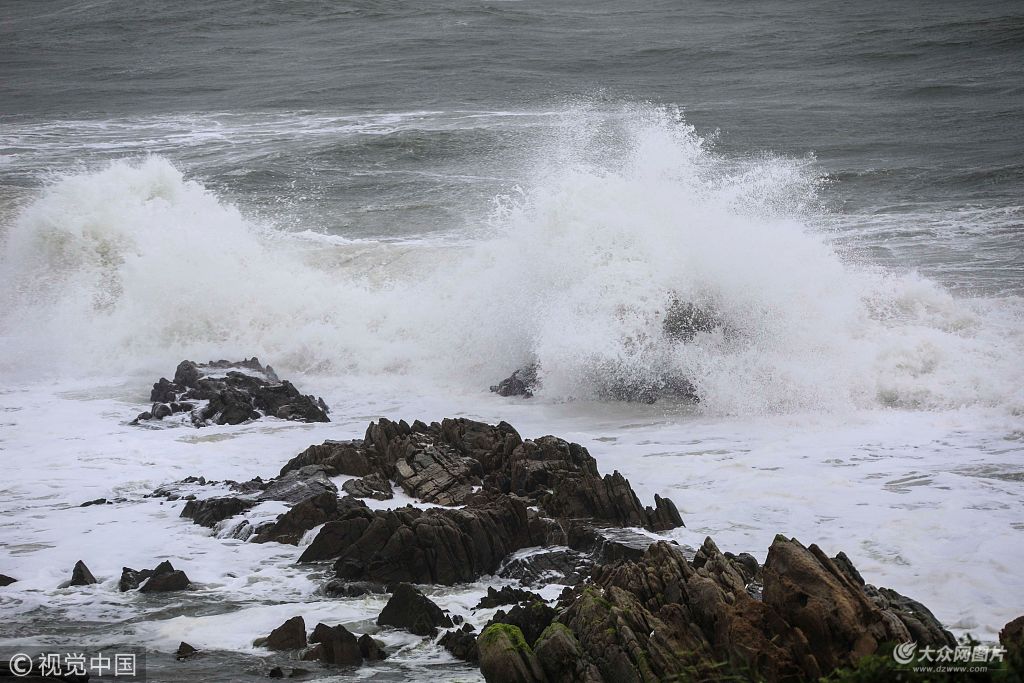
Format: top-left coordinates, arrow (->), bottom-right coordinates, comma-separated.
1,106 -> 1021,415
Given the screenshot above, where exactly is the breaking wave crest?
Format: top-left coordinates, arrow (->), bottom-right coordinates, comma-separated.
1,105 -> 1021,415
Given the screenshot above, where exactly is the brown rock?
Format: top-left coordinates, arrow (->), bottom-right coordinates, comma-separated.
263,616 -> 307,650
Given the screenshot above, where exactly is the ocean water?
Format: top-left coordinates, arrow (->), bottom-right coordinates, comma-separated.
1,1 -> 1023,680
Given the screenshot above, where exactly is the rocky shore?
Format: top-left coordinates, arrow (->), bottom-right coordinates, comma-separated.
7,361 -> 1019,682
148,397 -> 1020,681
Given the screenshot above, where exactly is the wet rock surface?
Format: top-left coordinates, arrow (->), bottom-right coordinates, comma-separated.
377,583 -> 454,636
138,560 -> 191,593
258,616 -> 307,651
68,560 -> 97,587
310,622 -> 362,666
148,415 -> 977,683
132,358 -> 329,427
291,417 -> 683,585
490,365 -> 539,398
440,623 -> 479,663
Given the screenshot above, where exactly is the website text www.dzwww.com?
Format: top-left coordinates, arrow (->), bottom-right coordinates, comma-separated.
915,666 -> 994,673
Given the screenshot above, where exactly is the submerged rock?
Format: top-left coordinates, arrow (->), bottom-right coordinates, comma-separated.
357,633 -> 387,661
181,496 -> 255,527
258,616 -> 308,651
440,624 -> 479,663
118,566 -> 154,592
377,583 -> 454,636
132,358 -> 329,427
497,547 -> 591,587
476,586 -> 544,610
310,622 -> 362,666
253,492 -> 341,545
69,560 -> 97,587
139,561 -> 191,593
176,642 -> 199,660
490,365 -> 539,398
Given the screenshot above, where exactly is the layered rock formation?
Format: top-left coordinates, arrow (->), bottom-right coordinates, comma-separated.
132,358 -> 329,427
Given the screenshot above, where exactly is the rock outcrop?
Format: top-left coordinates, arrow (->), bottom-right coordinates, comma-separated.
377,583 -> 454,636
68,560 -> 97,587
310,623 -> 362,666
132,358 -> 329,427
478,624 -> 546,683
138,560 -> 191,593
489,537 -> 959,683
257,616 -> 307,651
440,624 -> 479,663
143,413 -> 978,683
293,418 -> 683,585
490,365 -> 539,398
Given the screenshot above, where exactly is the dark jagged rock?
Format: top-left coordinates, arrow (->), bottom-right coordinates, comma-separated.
310,623 -> 362,666
321,494 -> 538,584
282,440 -> 376,478
486,600 -> 557,649
645,493 -> 684,531
497,547 -> 591,587
377,583 -> 454,636
477,623 -> 546,683
534,535 -> 963,683
1002,615 -> 1024,650
726,551 -> 761,583
863,584 -> 956,648
181,496 -> 255,527
341,472 -> 394,500
533,622 -> 591,682
133,358 -> 329,427
357,633 -> 387,661
322,579 -> 385,598
269,666 -> 284,679
290,417 -> 681,535
476,586 -> 544,610
392,442 -> 481,505
139,561 -> 191,592
118,567 -> 154,592
762,536 -> 912,673
0,574 -> 16,586
176,642 -> 198,660
69,560 -> 97,586
253,492 -> 340,545
258,465 -> 337,504
260,616 -> 307,650
287,418 -> 681,587
440,624 -> 479,663
490,365 -> 539,398
80,497 -> 108,507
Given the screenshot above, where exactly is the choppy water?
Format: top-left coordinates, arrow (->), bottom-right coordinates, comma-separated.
1,1 -> 1023,681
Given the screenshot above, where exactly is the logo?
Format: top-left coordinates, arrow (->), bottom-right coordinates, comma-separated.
8,653 -> 33,677
893,641 -> 918,664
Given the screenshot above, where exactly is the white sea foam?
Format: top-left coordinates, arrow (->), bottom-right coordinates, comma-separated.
1,106 -> 1021,417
